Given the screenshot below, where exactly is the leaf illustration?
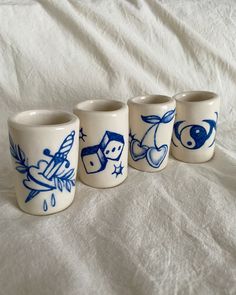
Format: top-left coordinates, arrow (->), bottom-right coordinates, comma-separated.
17,145 -> 25,161
56,169 -> 65,177
9,135 -> 14,148
9,136 -> 17,159
16,166 -> 28,174
141,115 -> 161,124
25,190 -> 40,203
62,169 -> 74,179
71,179 -> 76,186
66,181 -> 71,192
10,146 -> 17,158
57,179 -> 63,192
54,177 -> 58,188
161,110 -> 175,123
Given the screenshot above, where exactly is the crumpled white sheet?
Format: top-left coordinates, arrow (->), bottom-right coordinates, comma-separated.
0,1 -> 236,294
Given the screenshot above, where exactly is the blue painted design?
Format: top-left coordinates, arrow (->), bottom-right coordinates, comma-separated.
112,162 -> 124,177
172,112 -> 218,149
9,131 -> 76,210
129,109 -> 175,168
79,127 -> 87,142
81,131 -> 125,175
51,193 -> 56,207
81,145 -> 108,174
43,200 -> 48,212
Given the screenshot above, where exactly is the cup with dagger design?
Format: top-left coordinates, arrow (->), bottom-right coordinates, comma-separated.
8,110 -> 79,215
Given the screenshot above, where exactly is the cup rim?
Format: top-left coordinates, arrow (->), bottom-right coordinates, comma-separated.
8,109 -> 79,130
128,95 -> 174,106
173,91 -> 218,104
73,99 -> 127,115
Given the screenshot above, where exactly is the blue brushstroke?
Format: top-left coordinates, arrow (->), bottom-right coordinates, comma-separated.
9,131 -> 76,210
43,200 -> 48,212
172,112 -> 218,149
129,109 -> 175,168
81,131 -> 125,176
51,193 -> 56,207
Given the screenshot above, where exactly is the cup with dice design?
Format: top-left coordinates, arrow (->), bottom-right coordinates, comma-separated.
74,99 -> 128,188
128,95 -> 176,172
171,91 -> 220,163
8,110 -> 79,215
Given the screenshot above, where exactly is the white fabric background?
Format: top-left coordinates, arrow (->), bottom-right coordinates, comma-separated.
0,0 -> 236,294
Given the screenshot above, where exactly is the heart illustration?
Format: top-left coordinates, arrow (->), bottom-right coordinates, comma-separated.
23,160 -> 55,191
130,140 -> 149,161
146,145 -> 168,168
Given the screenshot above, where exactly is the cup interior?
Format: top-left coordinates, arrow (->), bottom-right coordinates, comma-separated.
174,91 -> 217,102
129,95 -> 172,105
10,110 -> 75,127
75,100 -> 125,112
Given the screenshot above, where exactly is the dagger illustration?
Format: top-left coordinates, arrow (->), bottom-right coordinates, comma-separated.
42,131 -> 75,180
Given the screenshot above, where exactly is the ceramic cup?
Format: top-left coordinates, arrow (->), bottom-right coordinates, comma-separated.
128,95 -> 176,172
8,110 -> 79,215
73,99 -> 128,188
171,91 -> 220,163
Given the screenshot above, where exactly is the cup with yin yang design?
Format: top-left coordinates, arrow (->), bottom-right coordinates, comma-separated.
171,91 -> 220,163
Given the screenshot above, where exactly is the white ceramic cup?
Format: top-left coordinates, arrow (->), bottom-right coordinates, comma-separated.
128,95 -> 176,172
8,110 -> 79,215
171,91 -> 220,163
73,99 -> 128,188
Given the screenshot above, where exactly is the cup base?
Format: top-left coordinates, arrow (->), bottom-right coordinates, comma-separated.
79,175 -> 128,189
17,198 -> 75,216
128,162 -> 167,173
171,152 -> 215,164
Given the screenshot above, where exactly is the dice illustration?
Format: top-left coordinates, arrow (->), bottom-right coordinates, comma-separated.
81,130 -> 125,174
81,145 -> 107,174
100,131 -> 124,161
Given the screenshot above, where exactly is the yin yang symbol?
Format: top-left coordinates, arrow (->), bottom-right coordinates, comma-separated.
179,125 -> 208,149
172,113 -> 218,150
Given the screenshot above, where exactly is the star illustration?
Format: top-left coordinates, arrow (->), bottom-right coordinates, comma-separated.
79,127 -> 87,142
112,162 -> 124,178
129,129 -> 136,142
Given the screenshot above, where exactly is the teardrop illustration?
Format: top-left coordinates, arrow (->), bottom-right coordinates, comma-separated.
51,193 -> 56,207
43,200 -> 48,212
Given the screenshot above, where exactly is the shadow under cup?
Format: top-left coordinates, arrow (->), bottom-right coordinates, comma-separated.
8,110 -> 79,215
171,91 -> 220,163
74,99 -> 129,188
